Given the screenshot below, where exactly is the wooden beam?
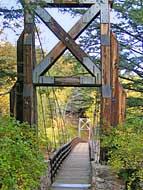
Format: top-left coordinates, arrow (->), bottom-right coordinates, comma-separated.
16,31 -> 24,121
10,32 -> 24,119
34,76 -> 101,87
23,11 -> 37,125
110,32 -> 126,126
34,7 -> 100,79
27,0 -> 99,7
110,32 -> 119,126
100,0 -> 111,129
33,4 -> 100,80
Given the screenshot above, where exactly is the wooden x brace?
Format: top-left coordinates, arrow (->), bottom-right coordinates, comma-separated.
33,4 -> 101,85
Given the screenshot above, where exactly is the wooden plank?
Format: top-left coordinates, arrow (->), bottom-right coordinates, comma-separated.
51,143 -> 91,190
34,7 -> 100,79
34,76 -> 101,87
23,11 -> 37,125
28,0 -> 98,7
33,4 -> 100,81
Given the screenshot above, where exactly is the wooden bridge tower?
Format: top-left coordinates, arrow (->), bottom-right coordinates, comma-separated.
10,0 -> 126,128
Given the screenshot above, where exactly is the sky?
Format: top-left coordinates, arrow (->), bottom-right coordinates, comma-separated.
0,0 -> 119,53
0,0 -> 80,52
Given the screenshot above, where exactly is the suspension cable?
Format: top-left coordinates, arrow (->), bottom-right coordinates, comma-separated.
35,23 -> 70,147
46,92 -> 57,149
39,90 -> 50,151
35,25 -> 55,150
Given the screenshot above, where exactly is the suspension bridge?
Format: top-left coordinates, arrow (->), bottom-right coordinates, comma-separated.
10,0 -> 126,189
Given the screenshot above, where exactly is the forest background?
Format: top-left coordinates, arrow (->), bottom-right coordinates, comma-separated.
0,0 -> 143,189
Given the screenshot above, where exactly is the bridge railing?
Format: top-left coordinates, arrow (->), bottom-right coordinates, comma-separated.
49,137 -> 81,183
89,139 -> 100,163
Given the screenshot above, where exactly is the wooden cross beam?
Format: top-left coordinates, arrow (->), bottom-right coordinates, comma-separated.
78,118 -> 91,139
16,0 -> 116,127
33,3 -> 100,77
26,0 -> 99,7
35,7 -> 100,76
34,76 -> 101,87
33,3 -> 101,86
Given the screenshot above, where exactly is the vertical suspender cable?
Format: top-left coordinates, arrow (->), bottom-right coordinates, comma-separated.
35,23 -> 70,145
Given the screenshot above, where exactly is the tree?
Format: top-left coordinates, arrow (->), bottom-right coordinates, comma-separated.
0,42 -> 16,88
0,0 -> 22,31
0,42 -> 17,115
102,117 -> 143,190
113,0 -> 143,92
61,0 -> 143,92
0,116 -> 46,190
1,0 -> 142,91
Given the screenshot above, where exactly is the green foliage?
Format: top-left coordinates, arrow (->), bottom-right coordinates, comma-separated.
62,0 -> 143,93
0,42 -> 16,87
101,117 -> 143,190
0,42 -> 17,115
127,97 -> 143,107
66,87 -> 96,116
0,116 -> 46,190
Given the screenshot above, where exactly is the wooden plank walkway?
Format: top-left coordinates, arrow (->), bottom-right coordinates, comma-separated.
51,142 -> 91,190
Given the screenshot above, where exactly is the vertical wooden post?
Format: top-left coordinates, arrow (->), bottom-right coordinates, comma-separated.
110,33 -> 119,126
10,32 -> 24,119
16,32 -> 24,121
23,10 -> 37,125
101,0 -> 111,129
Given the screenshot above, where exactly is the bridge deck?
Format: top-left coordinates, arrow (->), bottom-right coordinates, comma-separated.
51,142 -> 91,190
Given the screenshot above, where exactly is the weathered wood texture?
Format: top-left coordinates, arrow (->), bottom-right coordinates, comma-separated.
15,0 -> 126,127
111,33 -> 126,126
33,4 -> 100,79
110,32 -> 119,126
34,7 -> 100,83
28,0 -> 98,7
51,142 -> 91,190
10,32 -> 24,120
50,137 -> 82,183
116,83 -> 126,124
16,32 -> 24,121
34,76 -> 101,87
23,12 -> 37,124
100,0 -> 126,129
101,2 -> 112,129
